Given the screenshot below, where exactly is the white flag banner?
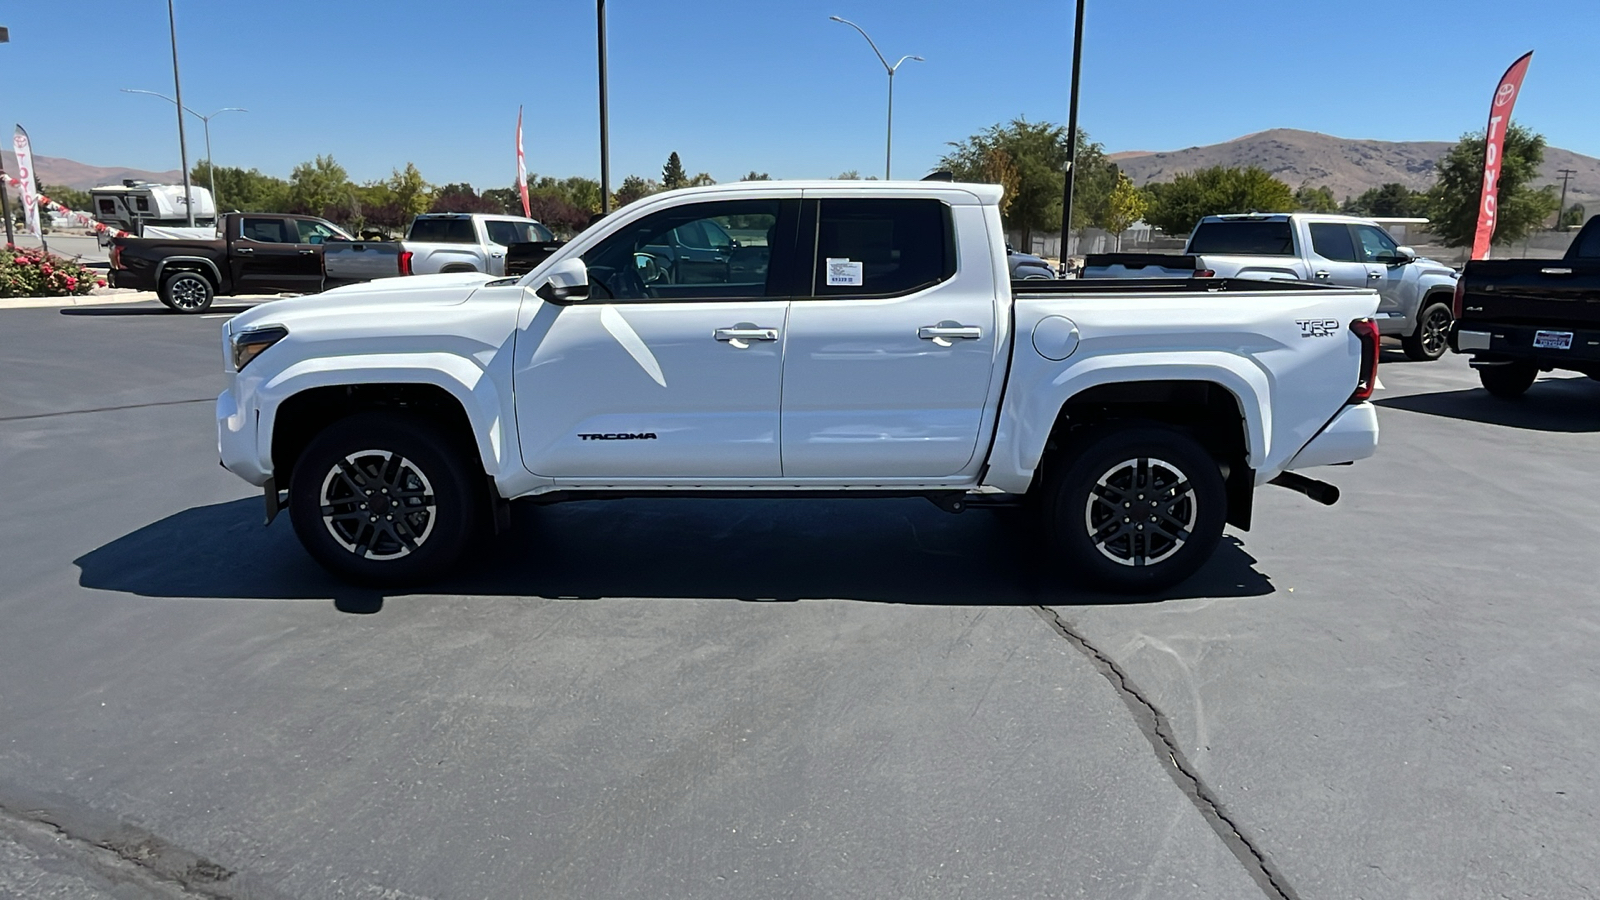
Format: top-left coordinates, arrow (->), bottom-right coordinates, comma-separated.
516,105 -> 530,218
13,125 -> 41,239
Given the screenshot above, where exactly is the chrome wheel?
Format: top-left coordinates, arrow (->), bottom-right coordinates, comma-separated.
168,275 -> 211,311
1084,457 -> 1198,567
318,449 -> 437,560
1421,306 -> 1451,357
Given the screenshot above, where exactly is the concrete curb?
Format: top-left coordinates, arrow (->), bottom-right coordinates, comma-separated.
0,291 -> 157,311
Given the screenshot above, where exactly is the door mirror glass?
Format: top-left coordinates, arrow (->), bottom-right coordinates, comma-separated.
535,256 -> 589,304
634,251 -> 667,284
1392,245 -> 1416,263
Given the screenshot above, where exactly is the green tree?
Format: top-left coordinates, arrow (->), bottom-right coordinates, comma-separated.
1343,182 -> 1426,218
688,172 -> 717,187
662,152 -> 688,190
1142,165 -> 1294,236
1426,123 -> 1558,247
190,162 -> 291,212
481,187 -> 523,215
1102,173 -> 1148,249
39,184 -> 91,212
287,155 -> 355,221
1560,202 -> 1587,229
1293,183 -> 1340,214
941,118 -> 1076,247
429,183 -> 502,214
741,171 -> 771,181
614,175 -> 661,207
386,163 -> 432,220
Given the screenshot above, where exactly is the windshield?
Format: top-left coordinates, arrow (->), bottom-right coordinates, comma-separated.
1189,221 -> 1295,256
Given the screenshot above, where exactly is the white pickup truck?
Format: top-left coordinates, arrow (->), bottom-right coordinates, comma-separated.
1084,213 -> 1460,360
217,181 -> 1382,593
322,213 -> 556,284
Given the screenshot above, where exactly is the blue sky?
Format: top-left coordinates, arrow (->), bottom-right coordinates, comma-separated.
5,0 -> 1597,189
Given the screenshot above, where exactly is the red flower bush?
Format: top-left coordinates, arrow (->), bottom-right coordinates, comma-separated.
0,247 -> 99,298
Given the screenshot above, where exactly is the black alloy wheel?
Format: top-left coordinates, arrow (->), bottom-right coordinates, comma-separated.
160,271 -> 215,313
288,412 -> 483,585
1045,424 -> 1226,594
1402,302 -> 1453,361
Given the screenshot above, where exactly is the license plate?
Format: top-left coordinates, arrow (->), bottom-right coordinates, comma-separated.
1534,330 -> 1574,350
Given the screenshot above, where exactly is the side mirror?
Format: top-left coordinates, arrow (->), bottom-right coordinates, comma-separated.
1384,246 -> 1416,266
534,256 -> 589,304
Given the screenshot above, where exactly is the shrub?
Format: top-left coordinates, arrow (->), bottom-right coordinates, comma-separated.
0,247 -> 106,298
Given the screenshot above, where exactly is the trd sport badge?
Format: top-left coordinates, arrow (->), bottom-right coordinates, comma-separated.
1295,319 -> 1340,338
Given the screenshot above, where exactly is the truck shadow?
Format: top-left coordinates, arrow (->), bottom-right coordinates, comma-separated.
74,497 -> 1275,613
1375,377 -> 1600,432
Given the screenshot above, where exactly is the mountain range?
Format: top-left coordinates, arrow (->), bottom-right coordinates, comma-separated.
1111,129 -> 1600,211
19,155 -> 182,191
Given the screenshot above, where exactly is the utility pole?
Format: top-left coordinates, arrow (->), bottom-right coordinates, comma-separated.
0,25 -> 11,246
1555,168 -> 1578,230
166,0 -> 195,226
1059,0 -> 1086,259
597,0 -> 611,215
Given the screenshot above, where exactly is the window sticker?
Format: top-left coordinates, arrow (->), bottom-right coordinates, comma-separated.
826,257 -> 864,287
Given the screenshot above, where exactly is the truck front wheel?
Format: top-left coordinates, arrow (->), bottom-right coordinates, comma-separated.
1044,424 -> 1226,594
288,412 -> 484,585
160,271 -> 215,313
1477,361 -> 1538,399
1401,301 -> 1453,361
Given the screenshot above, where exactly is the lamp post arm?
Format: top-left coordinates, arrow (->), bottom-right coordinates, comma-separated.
829,16 -> 891,72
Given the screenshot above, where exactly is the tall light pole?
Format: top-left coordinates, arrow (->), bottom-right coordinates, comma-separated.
166,0 -> 195,226
597,0 -> 611,214
829,16 -> 922,181
0,24 -> 13,247
122,89 -> 245,210
1060,0 -> 1086,254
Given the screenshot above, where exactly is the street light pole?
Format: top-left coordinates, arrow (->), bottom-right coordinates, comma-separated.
0,25 -> 12,246
1060,0 -> 1086,253
597,0 -> 611,215
829,16 -> 922,180
166,0 -> 195,226
123,91 -> 246,212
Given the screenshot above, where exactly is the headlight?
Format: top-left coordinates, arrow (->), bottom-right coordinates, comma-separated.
232,325 -> 288,371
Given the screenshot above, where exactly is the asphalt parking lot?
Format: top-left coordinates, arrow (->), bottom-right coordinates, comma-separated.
2,300 -> 1597,900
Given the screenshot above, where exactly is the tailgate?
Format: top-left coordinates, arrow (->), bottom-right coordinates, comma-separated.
323,241 -> 405,281
1462,259 -> 1600,327
1081,253 -> 1200,279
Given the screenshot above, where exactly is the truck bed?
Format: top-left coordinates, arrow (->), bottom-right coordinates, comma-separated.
1457,259 -> 1600,328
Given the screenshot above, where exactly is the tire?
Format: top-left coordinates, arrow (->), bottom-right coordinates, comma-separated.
159,270 -> 215,313
288,412 -> 484,586
1401,301 -> 1453,361
1478,361 -> 1538,399
1043,424 -> 1227,594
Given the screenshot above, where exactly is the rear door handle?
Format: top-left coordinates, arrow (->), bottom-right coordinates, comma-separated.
1368,271 -> 1384,279
918,324 -> 983,343
299,249 -> 316,256
714,324 -> 778,348
1313,270 -> 1330,279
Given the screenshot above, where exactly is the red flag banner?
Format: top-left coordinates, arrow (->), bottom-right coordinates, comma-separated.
516,105 -> 531,218
1472,51 -> 1534,260
12,125 -> 41,239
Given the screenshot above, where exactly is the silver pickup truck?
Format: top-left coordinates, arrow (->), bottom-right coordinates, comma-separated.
1084,213 -> 1459,360
323,213 -> 556,285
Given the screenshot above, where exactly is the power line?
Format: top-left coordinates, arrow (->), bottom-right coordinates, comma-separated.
1555,168 -> 1578,230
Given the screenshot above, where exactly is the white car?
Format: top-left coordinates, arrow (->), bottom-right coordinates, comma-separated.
1084,213 -> 1460,360
217,181 -> 1382,593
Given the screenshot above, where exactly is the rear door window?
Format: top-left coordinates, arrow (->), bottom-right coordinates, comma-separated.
485,219 -> 554,245
810,198 -> 954,297
240,217 -> 289,243
1188,221 -> 1295,256
1309,223 -> 1359,262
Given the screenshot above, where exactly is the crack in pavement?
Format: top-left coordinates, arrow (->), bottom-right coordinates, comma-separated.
0,397 -> 214,423
1033,606 -> 1302,900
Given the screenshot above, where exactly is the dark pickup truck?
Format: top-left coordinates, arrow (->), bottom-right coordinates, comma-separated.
1450,216 -> 1600,397
109,212 -> 400,313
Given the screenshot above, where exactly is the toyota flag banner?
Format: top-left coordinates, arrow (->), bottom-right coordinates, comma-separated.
1472,51 -> 1534,260
516,105 -> 531,218
12,125 -> 41,239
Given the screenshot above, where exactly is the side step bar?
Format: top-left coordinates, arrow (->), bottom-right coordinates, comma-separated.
1269,471 -> 1340,506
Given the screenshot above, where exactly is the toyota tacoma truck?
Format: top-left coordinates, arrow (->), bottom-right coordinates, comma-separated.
1450,215 -> 1600,397
110,212 -> 364,312
1083,213 -> 1458,360
216,181 -> 1382,593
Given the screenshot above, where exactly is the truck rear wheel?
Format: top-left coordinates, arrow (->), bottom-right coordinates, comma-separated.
160,271 -> 215,313
1477,361 -> 1538,399
288,412 -> 484,586
1401,302 -> 1453,361
1044,424 -> 1226,594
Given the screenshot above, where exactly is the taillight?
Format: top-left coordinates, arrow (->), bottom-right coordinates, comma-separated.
1452,277 -> 1466,319
1195,269 -> 1216,278
399,250 -> 413,276
109,244 -> 122,270
1349,318 -> 1380,403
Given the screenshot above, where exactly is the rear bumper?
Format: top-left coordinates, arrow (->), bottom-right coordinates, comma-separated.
1451,321 -> 1600,370
1284,402 -> 1379,470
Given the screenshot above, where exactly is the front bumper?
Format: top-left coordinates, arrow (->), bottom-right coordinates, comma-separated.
217,390 -> 271,487
1284,402 -> 1379,470
1451,321 -> 1600,370
1372,311 -> 1410,337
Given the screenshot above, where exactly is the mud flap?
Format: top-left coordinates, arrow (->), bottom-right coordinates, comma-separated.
263,477 -> 282,526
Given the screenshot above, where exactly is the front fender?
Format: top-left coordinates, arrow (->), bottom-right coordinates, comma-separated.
984,351 -> 1270,495
254,353 -> 512,483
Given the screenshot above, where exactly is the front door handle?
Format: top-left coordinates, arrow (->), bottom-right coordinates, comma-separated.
714,324 -> 778,348
236,247 -> 255,254
299,249 -> 316,256
918,323 -> 983,345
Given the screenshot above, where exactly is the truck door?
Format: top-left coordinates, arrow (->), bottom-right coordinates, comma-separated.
1306,221 -> 1373,292
232,216 -> 322,294
779,195 -> 999,478
1352,223 -> 1411,321
514,196 -> 797,479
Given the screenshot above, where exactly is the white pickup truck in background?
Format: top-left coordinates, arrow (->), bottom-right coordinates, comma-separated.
322,212 -> 555,284
217,181 -> 1382,594
1083,213 -> 1460,360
